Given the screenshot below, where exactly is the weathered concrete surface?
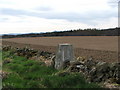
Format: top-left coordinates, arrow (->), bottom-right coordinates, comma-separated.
55,44 -> 74,69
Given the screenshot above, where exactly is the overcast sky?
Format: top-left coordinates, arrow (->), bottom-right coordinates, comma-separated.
0,0 -> 119,34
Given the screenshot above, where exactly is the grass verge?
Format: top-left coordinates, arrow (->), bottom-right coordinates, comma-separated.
2,50 -> 101,88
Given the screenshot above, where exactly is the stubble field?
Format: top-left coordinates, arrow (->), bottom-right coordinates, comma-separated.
2,36 -> 119,62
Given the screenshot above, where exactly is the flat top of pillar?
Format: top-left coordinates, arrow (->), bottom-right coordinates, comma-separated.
59,43 -> 72,46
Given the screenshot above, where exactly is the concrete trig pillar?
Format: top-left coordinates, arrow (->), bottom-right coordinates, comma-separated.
55,43 -> 74,70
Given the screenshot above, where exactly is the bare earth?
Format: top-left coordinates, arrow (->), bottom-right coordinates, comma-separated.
2,36 -> 119,62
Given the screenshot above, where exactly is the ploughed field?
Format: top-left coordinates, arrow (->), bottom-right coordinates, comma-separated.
2,36 -> 119,62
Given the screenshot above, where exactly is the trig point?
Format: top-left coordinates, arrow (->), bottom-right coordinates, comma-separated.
55,43 -> 74,70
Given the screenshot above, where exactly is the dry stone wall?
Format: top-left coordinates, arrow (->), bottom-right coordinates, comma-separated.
2,45 -> 120,85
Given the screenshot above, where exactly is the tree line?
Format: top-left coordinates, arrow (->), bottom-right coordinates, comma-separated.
2,27 -> 120,38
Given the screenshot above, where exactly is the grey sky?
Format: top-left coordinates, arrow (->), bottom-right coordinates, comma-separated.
0,0 -> 118,34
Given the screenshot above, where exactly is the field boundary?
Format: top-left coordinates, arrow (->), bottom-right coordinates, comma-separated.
2,41 -> 118,63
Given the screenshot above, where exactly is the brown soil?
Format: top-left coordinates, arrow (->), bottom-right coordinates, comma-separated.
2,36 -> 119,63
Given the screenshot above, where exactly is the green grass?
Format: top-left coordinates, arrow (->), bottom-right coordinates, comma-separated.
2,50 -> 101,88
